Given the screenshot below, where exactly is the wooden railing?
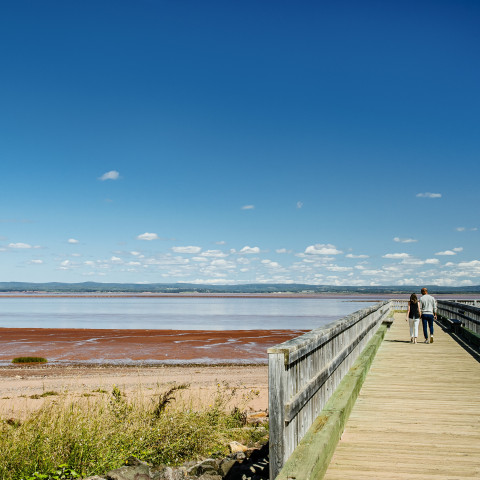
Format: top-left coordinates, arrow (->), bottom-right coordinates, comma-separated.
445,299 -> 480,308
267,300 -> 391,479
390,299 -> 407,310
437,300 -> 480,335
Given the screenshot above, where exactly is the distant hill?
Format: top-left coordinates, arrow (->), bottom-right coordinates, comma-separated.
1,281 -> 480,294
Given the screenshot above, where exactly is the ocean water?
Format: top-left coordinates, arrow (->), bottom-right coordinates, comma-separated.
0,296 -> 378,330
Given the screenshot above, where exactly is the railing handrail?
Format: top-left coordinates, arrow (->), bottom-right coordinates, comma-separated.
268,301 -> 389,365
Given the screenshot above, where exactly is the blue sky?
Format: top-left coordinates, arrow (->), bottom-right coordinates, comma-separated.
1,0 -> 479,286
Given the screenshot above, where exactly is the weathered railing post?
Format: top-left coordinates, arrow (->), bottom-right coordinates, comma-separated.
268,350 -> 286,477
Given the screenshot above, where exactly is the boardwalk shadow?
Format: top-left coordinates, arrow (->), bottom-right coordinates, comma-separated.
436,321 -> 480,363
384,339 -> 411,344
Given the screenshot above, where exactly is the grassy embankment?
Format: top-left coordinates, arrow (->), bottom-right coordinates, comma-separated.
0,383 -> 267,480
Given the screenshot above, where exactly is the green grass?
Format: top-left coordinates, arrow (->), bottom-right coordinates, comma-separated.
29,392 -> 59,400
0,383 -> 267,480
12,357 -> 48,364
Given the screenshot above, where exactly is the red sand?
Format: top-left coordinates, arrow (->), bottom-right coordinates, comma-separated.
0,328 -> 308,364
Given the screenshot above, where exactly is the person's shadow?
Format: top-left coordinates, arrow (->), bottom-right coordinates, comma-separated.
384,339 -> 412,343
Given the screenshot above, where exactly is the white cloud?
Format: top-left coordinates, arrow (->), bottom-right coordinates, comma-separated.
382,253 -> 410,259
296,201 -> 303,209
453,247 -> 463,252
262,259 -> 281,268
456,227 -> 478,232
276,248 -> 289,254
192,257 -> 208,262
201,250 -> 228,258
435,250 -> 456,256
29,259 -> 43,264
239,246 -> 260,254
305,244 -> 342,255
393,237 -> 417,243
68,238 -> 79,244
211,259 -> 236,268
458,260 -> 480,268
99,170 -> 120,181
361,269 -> 384,275
187,278 -> 237,285
9,243 -> 32,249
172,246 -> 202,254
425,258 -> 440,264
241,205 -> 255,210
130,251 -> 141,256
345,253 -> 369,259
137,232 -> 159,241
416,192 -> 442,198
215,241 -> 226,245
111,256 -> 123,263
326,265 -> 353,272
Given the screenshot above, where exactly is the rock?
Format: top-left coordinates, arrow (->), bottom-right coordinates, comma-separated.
246,412 -> 267,425
230,452 -> 246,461
125,457 -> 152,467
219,458 -> 237,476
150,466 -> 187,480
187,458 -> 220,476
106,465 -> 150,480
229,441 -> 248,453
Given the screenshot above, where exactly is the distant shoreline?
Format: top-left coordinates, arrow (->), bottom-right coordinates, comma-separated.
0,292 -> 478,299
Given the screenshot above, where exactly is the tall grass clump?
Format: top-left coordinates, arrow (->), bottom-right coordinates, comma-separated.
0,383 -> 266,480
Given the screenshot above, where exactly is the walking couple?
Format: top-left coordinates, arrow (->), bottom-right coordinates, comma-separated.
406,288 -> 437,344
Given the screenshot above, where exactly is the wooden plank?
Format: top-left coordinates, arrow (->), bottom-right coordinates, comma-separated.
323,312 -> 480,480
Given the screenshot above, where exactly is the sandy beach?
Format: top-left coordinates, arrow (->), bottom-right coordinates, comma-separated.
0,363 -> 270,419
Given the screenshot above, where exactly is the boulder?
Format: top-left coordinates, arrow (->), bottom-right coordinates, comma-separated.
228,442 -> 248,454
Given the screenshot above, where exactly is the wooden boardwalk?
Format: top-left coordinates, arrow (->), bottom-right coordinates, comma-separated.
323,312 -> 480,480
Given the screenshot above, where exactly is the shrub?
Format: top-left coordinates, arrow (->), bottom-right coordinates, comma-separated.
12,357 -> 47,364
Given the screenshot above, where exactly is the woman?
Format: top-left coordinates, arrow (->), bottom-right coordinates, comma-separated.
406,293 -> 421,343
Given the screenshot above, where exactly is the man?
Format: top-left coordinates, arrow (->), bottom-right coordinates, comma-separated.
419,287 -> 437,343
